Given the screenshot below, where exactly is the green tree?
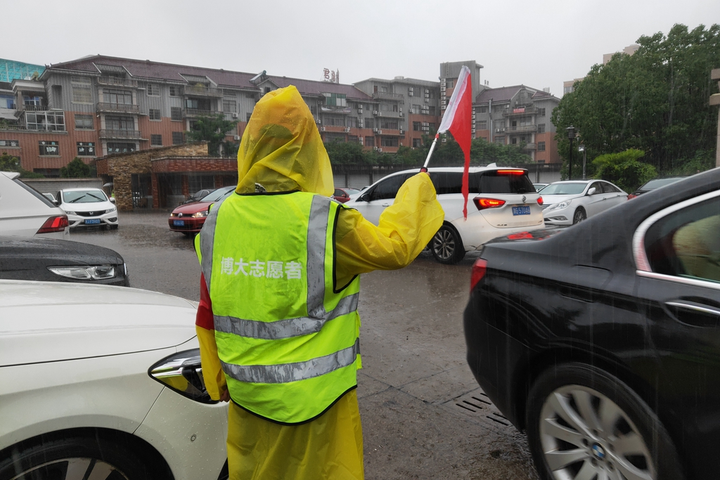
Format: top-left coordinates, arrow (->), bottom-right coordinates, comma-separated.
60,157 -> 91,178
0,152 -> 44,178
553,24 -> 720,176
324,140 -> 366,164
185,114 -> 239,156
591,149 -> 657,192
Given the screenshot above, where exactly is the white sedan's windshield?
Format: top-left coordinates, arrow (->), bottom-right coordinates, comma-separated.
64,190 -> 107,203
541,183 -> 587,195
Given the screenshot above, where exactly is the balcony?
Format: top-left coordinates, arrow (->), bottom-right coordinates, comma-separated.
97,102 -> 140,114
99,129 -> 142,140
183,85 -> 223,98
375,110 -> 403,119
522,143 -> 537,150
508,125 -> 537,133
372,92 -> 404,101
97,77 -> 139,88
17,103 -> 49,112
503,107 -> 539,117
184,108 -> 217,117
320,105 -> 352,114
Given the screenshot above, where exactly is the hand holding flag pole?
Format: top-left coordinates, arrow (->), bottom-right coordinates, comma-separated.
421,65 -> 473,217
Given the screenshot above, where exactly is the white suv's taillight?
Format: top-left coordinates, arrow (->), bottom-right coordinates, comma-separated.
37,215 -> 69,234
473,198 -> 506,210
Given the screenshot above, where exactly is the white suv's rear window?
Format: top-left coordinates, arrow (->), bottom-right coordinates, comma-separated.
429,171 -> 535,195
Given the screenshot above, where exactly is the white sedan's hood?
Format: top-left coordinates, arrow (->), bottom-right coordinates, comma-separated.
0,280 -> 198,367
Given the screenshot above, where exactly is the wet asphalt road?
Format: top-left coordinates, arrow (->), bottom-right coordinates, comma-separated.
70,211 -> 540,480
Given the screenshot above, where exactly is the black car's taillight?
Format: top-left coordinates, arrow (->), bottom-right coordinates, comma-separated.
470,258 -> 487,291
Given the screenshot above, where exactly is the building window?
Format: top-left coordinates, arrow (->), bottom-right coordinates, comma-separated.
27,112 -> 65,132
223,99 -> 237,113
446,80 -> 454,89
172,132 -> 184,145
365,136 -> 374,147
104,89 -> 133,105
478,106 -> 488,113
151,134 -> 162,147
428,106 -> 436,116
147,84 -> 160,96
74,114 -> 94,130
149,109 -> 161,120
71,76 -> 92,104
494,136 -> 505,144
171,107 -> 182,121
413,122 -> 421,131
477,120 -> 487,130
323,93 -> 347,107
169,86 -> 180,97
77,142 -> 95,156
105,115 -> 135,131
381,137 -> 398,147
537,123 -> 545,133
39,140 -> 60,156
380,119 -> 398,130
0,139 -> 19,147
0,94 -> 15,109
107,142 -> 136,154
538,108 -> 546,116
413,138 -> 422,148
538,141 -> 546,152
364,118 -> 374,129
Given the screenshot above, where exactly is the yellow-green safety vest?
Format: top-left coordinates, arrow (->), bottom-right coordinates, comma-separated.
196,191 -> 360,424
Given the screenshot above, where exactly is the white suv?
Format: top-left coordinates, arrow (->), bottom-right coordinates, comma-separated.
0,171 -> 69,238
346,166 -> 545,264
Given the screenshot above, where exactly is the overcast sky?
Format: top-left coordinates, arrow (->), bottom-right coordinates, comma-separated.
6,0 -> 719,97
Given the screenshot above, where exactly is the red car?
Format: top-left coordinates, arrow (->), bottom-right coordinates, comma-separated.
332,187 -> 361,203
168,186 -> 235,235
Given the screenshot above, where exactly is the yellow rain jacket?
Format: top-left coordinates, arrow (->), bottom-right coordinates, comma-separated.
195,85 -> 443,480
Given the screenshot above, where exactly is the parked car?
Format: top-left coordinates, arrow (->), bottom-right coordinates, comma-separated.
332,187 -> 362,203
541,179 -> 627,226
0,171 -> 69,239
628,176 -> 685,199
533,182 -> 548,192
0,280 -> 228,479
42,192 -> 57,203
169,185 -> 235,235
463,167 -> 720,480
0,236 -> 129,286
345,166 -> 544,264
56,187 -> 119,229
183,188 -> 216,204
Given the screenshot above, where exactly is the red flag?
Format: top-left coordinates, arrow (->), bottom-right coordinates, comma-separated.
437,65 -> 472,218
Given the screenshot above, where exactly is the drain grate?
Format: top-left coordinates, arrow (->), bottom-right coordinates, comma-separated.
444,390 -> 512,429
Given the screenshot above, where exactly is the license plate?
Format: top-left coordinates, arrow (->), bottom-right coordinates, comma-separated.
173,220 -> 185,226
85,219 -> 101,224
512,206 -> 530,216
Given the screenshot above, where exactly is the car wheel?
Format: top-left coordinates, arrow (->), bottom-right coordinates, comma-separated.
572,208 -> 586,224
431,224 -> 465,264
0,435 -> 159,480
110,224 -> 119,230
526,363 -> 684,480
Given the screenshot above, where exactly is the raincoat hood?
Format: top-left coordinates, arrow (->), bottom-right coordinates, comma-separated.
236,86 -> 334,196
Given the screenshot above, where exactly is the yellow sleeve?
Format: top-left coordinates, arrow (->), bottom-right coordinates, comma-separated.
197,325 -> 227,401
335,172 -> 444,280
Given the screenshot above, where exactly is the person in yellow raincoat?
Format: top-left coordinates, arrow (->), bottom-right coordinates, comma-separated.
195,85 -> 444,480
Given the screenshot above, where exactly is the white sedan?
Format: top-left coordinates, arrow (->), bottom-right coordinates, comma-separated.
541,180 -> 628,226
57,187 -> 118,229
0,280 -> 228,479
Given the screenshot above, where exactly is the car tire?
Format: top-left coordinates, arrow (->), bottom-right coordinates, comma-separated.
526,363 -> 684,480
110,224 -> 119,230
0,435 -> 159,480
572,208 -> 586,224
431,224 -> 465,264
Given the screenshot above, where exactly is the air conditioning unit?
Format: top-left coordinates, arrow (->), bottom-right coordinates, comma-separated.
425,98 -> 429,103
344,127 -> 350,132
373,110 -> 378,115
377,130 -> 382,135
232,113 -> 238,118
425,89 -> 429,93
234,135 -> 241,140
373,146 -> 379,151
377,148 -> 383,152
399,129 -> 404,134
320,126 -> 326,131
373,128 -> 378,133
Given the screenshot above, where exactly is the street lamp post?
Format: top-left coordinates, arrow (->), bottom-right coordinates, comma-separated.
578,144 -> 587,179
566,126 -> 576,180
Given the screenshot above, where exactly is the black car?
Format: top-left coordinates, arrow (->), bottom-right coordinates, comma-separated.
0,236 -> 129,286
627,176 -> 685,199
464,168 -> 720,480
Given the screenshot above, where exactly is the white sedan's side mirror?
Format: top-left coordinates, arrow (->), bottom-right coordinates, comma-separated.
587,187 -> 597,195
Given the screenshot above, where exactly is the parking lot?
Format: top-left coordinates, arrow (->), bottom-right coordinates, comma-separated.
70,211 -> 539,480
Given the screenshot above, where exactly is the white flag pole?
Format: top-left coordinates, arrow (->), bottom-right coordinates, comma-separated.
422,134 -> 440,171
